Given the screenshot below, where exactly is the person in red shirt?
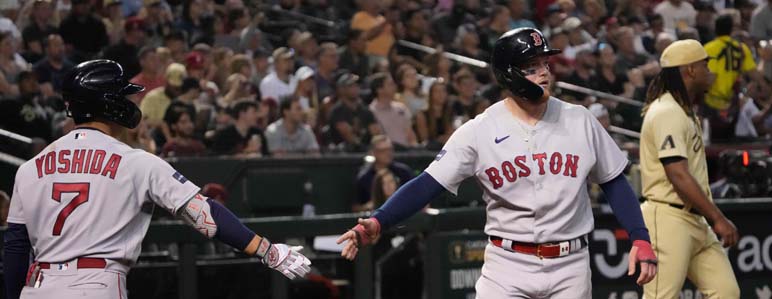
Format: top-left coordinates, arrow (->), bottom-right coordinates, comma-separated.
129,47 -> 165,103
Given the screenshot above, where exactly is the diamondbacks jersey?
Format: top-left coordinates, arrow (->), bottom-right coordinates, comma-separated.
7,128 -> 200,264
640,92 -> 711,205
425,98 -> 627,243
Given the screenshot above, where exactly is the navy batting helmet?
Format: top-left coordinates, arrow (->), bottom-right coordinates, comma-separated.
491,28 -> 561,101
62,60 -> 144,129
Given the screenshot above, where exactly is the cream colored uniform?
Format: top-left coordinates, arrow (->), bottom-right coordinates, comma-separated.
639,93 -> 739,298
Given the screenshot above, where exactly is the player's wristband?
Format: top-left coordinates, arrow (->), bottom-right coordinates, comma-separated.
254,237 -> 272,261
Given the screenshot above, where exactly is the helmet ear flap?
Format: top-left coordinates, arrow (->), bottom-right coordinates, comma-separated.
102,93 -> 142,129
499,64 -> 545,101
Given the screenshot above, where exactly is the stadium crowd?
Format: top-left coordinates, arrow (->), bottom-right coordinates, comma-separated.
1,0 -> 772,161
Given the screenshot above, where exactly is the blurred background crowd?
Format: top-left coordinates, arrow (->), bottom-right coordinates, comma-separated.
1,0 -> 772,159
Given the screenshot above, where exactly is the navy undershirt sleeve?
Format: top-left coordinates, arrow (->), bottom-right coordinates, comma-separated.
600,174 -> 650,242
4,223 -> 31,299
372,172 -> 446,229
207,199 -> 257,251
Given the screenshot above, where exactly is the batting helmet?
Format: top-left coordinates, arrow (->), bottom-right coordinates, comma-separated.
491,28 -> 561,101
62,60 -> 144,129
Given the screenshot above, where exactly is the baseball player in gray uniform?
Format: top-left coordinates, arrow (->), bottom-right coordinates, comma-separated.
3,60 -> 311,299
337,28 -> 658,298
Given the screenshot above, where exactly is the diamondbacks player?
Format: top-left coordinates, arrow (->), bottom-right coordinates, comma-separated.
3,60 -> 311,299
640,40 -> 740,298
337,28 -> 658,298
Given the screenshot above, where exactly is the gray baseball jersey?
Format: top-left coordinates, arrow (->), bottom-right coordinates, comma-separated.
425,98 -> 627,243
8,128 -> 200,265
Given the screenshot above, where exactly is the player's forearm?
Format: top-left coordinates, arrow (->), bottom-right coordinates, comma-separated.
600,174 -> 650,242
4,223 -> 31,299
666,167 -> 725,223
178,195 -> 257,252
372,172 -> 444,229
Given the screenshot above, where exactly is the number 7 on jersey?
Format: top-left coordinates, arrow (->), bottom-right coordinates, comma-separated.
51,183 -> 90,236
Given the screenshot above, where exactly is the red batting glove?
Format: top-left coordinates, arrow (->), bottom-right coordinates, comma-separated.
351,217 -> 381,247
633,240 -> 657,265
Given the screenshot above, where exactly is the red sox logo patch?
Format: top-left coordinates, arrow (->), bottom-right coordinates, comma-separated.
531,32 -> 543,46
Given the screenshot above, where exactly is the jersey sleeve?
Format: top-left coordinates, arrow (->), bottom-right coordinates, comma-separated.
7,171 -> 25,224
587,112 -> 628,184
651,108 -> 690,160
741,43 -> 757,72
424,119 -> 478,195
142,154 -> 201,214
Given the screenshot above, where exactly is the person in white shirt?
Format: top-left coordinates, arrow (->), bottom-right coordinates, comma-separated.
259,47 -> 296,103
654,0 -> 697,35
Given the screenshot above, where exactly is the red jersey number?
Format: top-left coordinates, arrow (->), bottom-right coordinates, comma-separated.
51,183 -> 90,236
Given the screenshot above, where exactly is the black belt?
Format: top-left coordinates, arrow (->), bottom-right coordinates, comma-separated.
648,200 -> 701,216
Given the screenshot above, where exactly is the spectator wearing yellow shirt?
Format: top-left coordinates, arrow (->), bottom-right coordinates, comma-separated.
350,0 -> 395,60
139,62 -> 187,142
704,14 -> 762,111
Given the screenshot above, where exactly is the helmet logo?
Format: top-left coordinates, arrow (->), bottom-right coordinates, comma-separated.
531,32 -> 543,47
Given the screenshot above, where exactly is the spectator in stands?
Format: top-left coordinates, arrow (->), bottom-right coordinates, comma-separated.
161,103 -> 206,157
369,72 -> 418,150
338,29 -> 370,79
588,102 -> 632,147
751,0 -> 772,40
653,32 -> 676,58
424,50 -> 452,83
694,0 -> 716,44
220,73 -> 254,108
260,47 -> 296,103
547,28 -> 574,80
141,0 -> 174,48
760,40 -> 772,81
353,135 -> 413,212
654,0 -> 696,35
328,72 -> 380,152
58,0 -> 109,62
178,0 -> 212,46
294,32 -> 320,69
246,48 -> 268,85
33,34 -> 73,98
399,9 -> 433,61
0,32 -> 29,96
20,0 -> 56,64
612,27 -> 658,78
265,96 -> 320,156
508,0 -> 537,30
351,0 -> 395,59
450,69 -> 487,124
163,31 -> 187,63
315,43 -> 339,102
592,42 -> 628,96
453,23 -> 489,63
579,0 -> 606,37
211,100 -> 268,157
431,0 -> 478,46
736,78 -> 772,138
395,63 -> 427,115
294,66 -> 317,112
562,17 -> 594,60
415,78 -> 453,149
642,14 -> 666,55
480,5 -> 512,53
102,0 -> 126,45
129,47 -> 163,103
563,48 -> 596,103
229,54 -> 253,83
215,8 -> 249,50
541,4 -> 566,38
704,13 -> 763,138
140,63 -> 187,133
371,168 -> 398,208
121,117 -> 157,153
101,17 -> 146,79
0,71 -> 51,144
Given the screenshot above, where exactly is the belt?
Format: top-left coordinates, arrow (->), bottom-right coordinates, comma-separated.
37,257 -> 107,270
489,235 -> 588,258
647,200 -> 701,216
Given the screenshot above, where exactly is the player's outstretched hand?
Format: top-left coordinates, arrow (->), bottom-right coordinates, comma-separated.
628,240 -> 657,286
263,244 -> 312,280
336,218 -> 381,261
712,217 -> 739,248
